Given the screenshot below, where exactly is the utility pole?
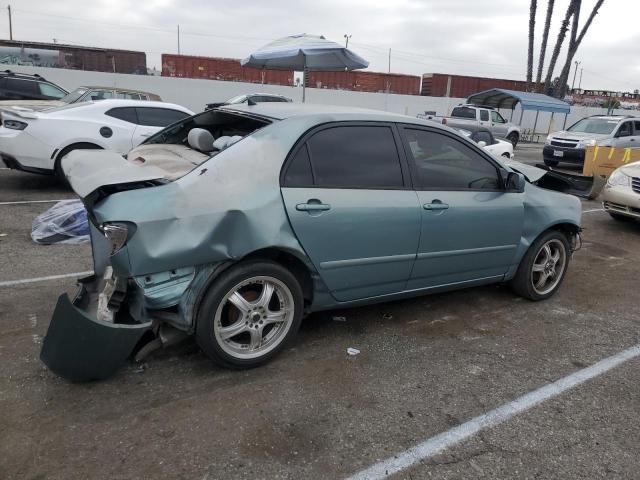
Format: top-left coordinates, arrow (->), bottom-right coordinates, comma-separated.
7,5 -> 13,40
177,24 -> 181,54
571,60 -> 581,92
578,67 -> 583,89
388,48 -> 391,73
343,34 -> 351,48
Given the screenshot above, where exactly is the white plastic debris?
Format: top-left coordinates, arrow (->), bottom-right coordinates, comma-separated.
332,316 -> 347,322
31,199 -> 89,245
346,347 -> 360,356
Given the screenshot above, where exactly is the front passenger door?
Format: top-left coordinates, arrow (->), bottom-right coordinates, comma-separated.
401,126 -> 524,289
281,124 -> 421,302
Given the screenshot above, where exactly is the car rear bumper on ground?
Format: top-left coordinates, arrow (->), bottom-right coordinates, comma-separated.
601,184 -> 640,219
543,145 -> 585,164
40,276 -> 152,382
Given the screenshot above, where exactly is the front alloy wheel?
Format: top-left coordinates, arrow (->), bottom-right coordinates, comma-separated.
510,230 -> 571,301
196,261 -> 303,369
530,239 -> 567,296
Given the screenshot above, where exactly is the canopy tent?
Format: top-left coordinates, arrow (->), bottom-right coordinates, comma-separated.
467,88 -> 571,134
241,34 -> 369,102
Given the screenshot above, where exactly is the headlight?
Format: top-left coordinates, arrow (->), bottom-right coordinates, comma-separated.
607,170 -> 630,187
577,139 -> 597,148
100,222 -> 131,256
545,136 -> 552,145
3,119 -> 27,130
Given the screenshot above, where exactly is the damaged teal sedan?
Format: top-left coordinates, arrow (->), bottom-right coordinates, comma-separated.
41,104 -> 582,381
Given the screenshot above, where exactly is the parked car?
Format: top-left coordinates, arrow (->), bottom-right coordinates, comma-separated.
40,103 -> 581,382
419,104 -> 521,146
457,126 -> 514,159
0,85 -> 162,112
0,70 -> 68,101
601,161 -> 640,221
0,99 -> 193,176
205,93 -> 293,110
544,115 -> 640,167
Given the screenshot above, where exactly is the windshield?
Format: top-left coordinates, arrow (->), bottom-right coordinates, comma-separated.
568,118 -> 618,134
226,95 -> 248,105
60,88 -> 88,104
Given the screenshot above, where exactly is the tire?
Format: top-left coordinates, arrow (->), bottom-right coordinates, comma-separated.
195,260 -> 304,369
609,212 -> 634,222
544,159 -> 559,167
507,132 -> 519,148
510,230 -> 571,301
54,143 -> 102,181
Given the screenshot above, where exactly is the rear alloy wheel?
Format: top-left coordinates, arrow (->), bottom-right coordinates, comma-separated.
196,261 -> 303,369
510,230 -> 570,301
507,132 -> 519,148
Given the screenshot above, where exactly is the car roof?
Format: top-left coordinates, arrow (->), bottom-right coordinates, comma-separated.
218,103 -> 435,126
78,86 -> 159,96
44,99 -> 192,114
589,115 -> 636,121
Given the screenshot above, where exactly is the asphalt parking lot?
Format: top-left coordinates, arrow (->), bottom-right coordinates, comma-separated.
1,145 -> 639,480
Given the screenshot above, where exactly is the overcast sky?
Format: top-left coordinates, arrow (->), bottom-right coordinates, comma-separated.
5,0 -> 638,92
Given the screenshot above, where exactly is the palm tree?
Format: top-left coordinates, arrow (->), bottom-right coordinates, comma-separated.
526,0 -> 537,88
543,0 -> 576,95
535,0 -> 555,91
553,0 -> 606,98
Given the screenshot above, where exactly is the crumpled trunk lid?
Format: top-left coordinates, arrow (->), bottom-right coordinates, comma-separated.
62,150 -> 169,207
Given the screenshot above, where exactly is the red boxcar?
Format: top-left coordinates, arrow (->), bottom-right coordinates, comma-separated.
307,70 -> 421,95
161,54 -> 293,86
421,73 -> 528,97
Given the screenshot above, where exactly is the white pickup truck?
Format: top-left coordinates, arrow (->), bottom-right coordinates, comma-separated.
418,104 -> 521,147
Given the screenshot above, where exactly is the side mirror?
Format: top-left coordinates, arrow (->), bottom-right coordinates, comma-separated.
505,171 -> 525,193
477,140 -> 487,148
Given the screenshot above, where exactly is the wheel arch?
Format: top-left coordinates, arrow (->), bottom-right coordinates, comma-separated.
240,247 -> 315,308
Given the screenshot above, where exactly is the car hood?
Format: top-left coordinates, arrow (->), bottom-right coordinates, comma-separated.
549,130 -> 611,141
618,160 -> 640,177
502,159 -> 547,182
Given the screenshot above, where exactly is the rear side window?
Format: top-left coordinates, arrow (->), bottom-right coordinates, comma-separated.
479,110 -> 489,121
6,78 -> 38,96
305,125 -> 404,189
635,121 -> 640,134
117,91 -> 143,100
87,90 -> 114,101
136,107 -> 189,127
284,144 -> 313,186
451,107 -> 476,119
106,107 -> 138,124
403,128 -> 500,191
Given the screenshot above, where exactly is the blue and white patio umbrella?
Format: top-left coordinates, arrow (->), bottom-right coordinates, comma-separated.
241,34 -> 369,102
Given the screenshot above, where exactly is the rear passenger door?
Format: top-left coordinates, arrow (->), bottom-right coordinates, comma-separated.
281,123 -> 421,302
131,107 -> 190,146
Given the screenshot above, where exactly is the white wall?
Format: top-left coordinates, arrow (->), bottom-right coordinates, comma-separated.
13,65 -> 624,135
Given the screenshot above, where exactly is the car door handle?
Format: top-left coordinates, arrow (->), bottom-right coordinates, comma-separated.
296,201 -> 331,212
140,133 -> 152,138
423,201 -> 449,211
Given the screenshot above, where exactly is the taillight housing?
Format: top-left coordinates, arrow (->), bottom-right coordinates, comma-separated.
4,119 -> 28,130
99,222 -> 132,256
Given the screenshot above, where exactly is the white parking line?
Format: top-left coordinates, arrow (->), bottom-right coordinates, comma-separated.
346,344 -> 640,480
0,199 -> 71,206
583,208 -> 605,214
0,271 -> 93,288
